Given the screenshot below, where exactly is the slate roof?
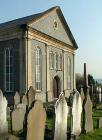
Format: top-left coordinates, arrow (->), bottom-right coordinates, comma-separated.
0,6 -> 78,49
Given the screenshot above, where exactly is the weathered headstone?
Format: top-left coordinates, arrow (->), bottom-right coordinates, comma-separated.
54,93 -> 69,140
26,100 -> 46,140
17,103 -> 26,111
7,107 -> 10,119
12,108 -> 26,132
0,90 -> 8,134
80,88 -> 85,102
14,92 -> 20,106
84,88 -> 93,132
98,86 -> 101,103
22,95 -> 28,106
72,90 -> 82,136
99,117 -> 102,128
27,86 -> 35,107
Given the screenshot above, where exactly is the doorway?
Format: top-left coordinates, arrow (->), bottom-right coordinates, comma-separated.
53,76 -> 61,98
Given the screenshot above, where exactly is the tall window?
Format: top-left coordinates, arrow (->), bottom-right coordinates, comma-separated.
4,48 -> 14,92
49,52 -> 54,69
59,54 -> 62,70
68,57 -> 71,89
55,52 -> 58,70
35,47 -> 42,91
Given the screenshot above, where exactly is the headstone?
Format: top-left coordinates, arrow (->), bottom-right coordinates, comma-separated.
99,117 -> 102,128
22,95 -> 28,106
84,88 -> 93,132
27,86 -> 35,107
7,107 -> 10,119
26,100 -> 46,140
54,93 -> 69,140
72,90 -> 82,136
14,92 -> 20,106
98,86 -> 101,103
0,90 -> 8,134
12,108 -> 26,132
80,88 -> 85,102
17,103 -> 26,111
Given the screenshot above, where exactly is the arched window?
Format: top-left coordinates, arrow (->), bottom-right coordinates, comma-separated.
4,48 -> 14,92
68,57 -> 71,89
49,52 -> 54,69
35,47 -> 42,91
55,52 -> 58,70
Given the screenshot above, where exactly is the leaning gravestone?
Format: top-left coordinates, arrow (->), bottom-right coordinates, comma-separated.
26,100 -> 46,140
27,86 -> 35,107
72,90 -> 82,136
12,107 -> 26,132
14,92 -> 20,106
0,90 -> 8,134
54,93 -> 69,140
99,117 -> 102,128
85,87 -> 93,132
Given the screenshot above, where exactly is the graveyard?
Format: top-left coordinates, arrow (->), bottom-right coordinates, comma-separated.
0,80 -> 102,140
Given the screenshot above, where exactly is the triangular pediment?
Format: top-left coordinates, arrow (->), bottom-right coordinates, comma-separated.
29,7 -> 77,49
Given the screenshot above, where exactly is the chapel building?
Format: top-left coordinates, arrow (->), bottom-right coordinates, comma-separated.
0,6 -> 78,102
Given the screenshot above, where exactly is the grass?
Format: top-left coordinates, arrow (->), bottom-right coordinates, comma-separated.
77,128 -> 102,140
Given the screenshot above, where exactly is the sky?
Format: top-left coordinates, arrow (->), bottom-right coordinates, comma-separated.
0,0 -> 102,78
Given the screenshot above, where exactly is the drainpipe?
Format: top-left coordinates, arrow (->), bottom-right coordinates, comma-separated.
45,43 -> 48,102
62,50 -> 64,92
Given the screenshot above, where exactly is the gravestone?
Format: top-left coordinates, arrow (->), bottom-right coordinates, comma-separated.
80,88 -> 85,102
0,90 -> 8,134
85,87 -> 93,132
7,107 -> 10,119
54,93 -> 69,140
12,108 -> 26,132
17,103 -> 26,111
99,117 -> 102,128
14,92 -> 20,106
98,86 -> 101,103
72,90 -> 82,136
22,95 -> 28,106
27,86 -> 35,107
26,100 -> 46,140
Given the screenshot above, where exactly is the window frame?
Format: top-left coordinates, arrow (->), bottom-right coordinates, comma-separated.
67,56 -> 71,90
4,48 -> 14,92
35,47 -> 42,92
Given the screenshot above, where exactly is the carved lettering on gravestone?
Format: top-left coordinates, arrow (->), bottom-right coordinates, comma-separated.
22,95 -> 28,106
26,101 -> 46,140
0,90 -> 8,134
12,108 -> 26,132
85,88 -> 93,132
14,92 -> 20,106
27,86 -> 35,107
72,90 -> 82,136
54,93 -> 69,140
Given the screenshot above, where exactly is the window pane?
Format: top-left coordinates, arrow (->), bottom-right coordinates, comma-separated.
35,47 -> 41,91
5,48 -> 14,92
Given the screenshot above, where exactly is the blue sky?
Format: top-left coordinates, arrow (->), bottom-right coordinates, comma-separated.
0,0 -> 102,78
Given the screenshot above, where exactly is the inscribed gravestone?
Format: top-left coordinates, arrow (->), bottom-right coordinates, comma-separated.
54,93 -> 69,140
12,108 -> 26,132
0,90 -> 8,134
27,86 -> 35,107
72,90 -> 82,136
14,92 -> 20,106
26,100 -> 46,140
85,87 -> 93,132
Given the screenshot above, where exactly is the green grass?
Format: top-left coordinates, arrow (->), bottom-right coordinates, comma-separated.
77,128 -> 102,140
